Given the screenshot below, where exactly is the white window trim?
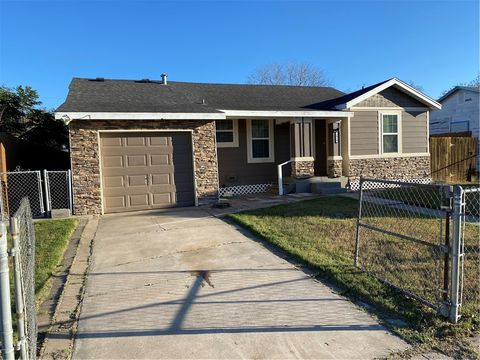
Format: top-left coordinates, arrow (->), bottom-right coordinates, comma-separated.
216,119 -> 239,148
246,119 -> 275,163
378,110 -> 402,155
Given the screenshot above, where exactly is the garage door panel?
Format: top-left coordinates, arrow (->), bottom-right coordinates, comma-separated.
129,194 -> 149,207
149,136 -> 170,146
104,196 -> 126,210
125,136 -> 147,146
127,175 -> 147,186
103,155 -> 123,168
101,137 -> 123,147
151,174 -> 171,185
100,132 -> 195,213
150,154 -> 171,165
103,176 -> 124,188
126,155 -> 147,167
151,193 -> 174,206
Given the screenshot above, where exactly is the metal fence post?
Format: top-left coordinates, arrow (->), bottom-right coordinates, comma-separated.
0,221 -> 14,360
67,169 -> 73,214
43,169 -> 50,216
10,217 -> 28,359
450,185 -> 464,323
354,177 -> 364,267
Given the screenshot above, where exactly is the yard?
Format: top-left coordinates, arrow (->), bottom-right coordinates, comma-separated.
34,219 -> 78,300
8,218 -> 78,302
229,196 -> 480,358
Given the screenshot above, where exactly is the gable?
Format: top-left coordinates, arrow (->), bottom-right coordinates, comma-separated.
354,87 -> 427,108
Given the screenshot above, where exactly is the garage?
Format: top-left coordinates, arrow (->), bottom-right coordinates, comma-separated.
100,132 -> 195,213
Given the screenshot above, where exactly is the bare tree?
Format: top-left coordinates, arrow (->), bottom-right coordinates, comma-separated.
440,73 -> 480,96
407,81 -> 424,92
247,62 -> 330,86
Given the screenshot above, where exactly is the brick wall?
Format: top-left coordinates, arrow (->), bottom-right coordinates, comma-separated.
347,156 -> 430,180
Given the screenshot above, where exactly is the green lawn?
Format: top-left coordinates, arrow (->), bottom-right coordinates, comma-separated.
229,196 -> 479,358
33,218 -> 78,297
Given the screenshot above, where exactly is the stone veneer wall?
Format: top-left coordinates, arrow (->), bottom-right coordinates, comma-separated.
327,159 -> 343,177
69,119 -> 219,215
348,156 -> 430,181
291,160 -> 314,178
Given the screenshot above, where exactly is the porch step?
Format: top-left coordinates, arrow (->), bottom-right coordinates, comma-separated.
310,182 -> 347,195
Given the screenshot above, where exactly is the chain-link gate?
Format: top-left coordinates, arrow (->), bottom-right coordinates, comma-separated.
355,177 -> 480,322
44,170 -> 72,214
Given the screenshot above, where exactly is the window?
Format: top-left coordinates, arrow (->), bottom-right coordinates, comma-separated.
247,119 -> 274,163
215,119 -> 238,147
380,112 -> 401,154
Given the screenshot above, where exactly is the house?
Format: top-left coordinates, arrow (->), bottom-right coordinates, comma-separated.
55,76 -> 441,215
430,86 -> 480,136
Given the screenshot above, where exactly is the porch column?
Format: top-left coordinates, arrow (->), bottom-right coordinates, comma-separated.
327,120 -> 343,177
290,118 -> 314,178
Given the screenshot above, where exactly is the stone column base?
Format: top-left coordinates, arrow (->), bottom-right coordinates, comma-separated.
327,159 -> 343,177
291,160 -> 314,178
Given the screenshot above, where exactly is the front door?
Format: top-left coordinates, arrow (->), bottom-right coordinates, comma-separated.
314,121 -> 328,176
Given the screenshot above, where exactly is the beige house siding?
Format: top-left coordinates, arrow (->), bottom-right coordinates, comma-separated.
349,110 -> 429,156
355,87 -> 426,108
350,111 -> 379,156
402,111 -> 428,153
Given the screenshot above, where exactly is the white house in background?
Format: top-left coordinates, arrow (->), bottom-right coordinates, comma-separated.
430,86 -> 480,136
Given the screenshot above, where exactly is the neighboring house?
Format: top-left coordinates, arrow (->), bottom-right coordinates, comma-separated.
430,86 -> 480,136
55,76 -> 440,215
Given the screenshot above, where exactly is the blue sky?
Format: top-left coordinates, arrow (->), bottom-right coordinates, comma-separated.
0,0 -> 478,110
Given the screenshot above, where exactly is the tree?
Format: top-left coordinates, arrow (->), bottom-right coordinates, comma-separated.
0,85 -> 68,150
247,61 -> 330,86
407,81 -> 424,93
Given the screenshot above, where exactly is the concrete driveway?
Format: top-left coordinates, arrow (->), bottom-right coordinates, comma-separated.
73,207 -> 407,359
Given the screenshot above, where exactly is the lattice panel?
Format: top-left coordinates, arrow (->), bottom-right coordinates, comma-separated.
219,184 -> 272,197
349,177 -> 432,191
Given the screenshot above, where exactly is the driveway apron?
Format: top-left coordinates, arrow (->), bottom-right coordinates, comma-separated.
73,208 -> 407,359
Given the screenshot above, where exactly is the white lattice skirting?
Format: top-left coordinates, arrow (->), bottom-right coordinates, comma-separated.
349,178 -> 433,191
219,184 -> 272,197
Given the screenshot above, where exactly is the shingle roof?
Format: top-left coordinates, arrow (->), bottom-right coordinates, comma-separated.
438,85 -> 480,102
56,78 -> 346,113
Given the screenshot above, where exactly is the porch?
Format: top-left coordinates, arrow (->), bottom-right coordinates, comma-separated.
216,114 -> 351,196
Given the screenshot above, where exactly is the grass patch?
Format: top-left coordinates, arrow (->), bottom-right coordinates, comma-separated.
229,196 -> 479,358
34,219 -> 78,298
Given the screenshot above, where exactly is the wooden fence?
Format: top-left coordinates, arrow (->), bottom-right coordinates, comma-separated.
430,137 -> 479,183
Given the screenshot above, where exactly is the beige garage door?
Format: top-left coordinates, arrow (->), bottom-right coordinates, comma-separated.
100,132 -> 195,213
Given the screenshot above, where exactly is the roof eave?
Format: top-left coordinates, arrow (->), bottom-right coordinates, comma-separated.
54,111 -> 226,124
336,78 -> 442,110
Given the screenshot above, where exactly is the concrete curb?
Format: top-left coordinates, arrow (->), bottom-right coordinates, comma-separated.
40,216 -> 98,360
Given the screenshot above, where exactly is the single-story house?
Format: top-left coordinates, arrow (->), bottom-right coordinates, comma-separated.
55,76 -> 441,215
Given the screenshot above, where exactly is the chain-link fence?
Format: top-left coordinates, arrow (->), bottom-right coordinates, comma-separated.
44,170 -> 72,213
0,170 -> 72,219
0,196 -> 37,360
11,198 -> 37,359
355,177 -> 479,322
0,171 -> 44,218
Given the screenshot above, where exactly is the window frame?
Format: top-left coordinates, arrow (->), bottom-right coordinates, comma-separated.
246,119 -> 275,163
215,119 -> 239,148
378,111 -> 402,155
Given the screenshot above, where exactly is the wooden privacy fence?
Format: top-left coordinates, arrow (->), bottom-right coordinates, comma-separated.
430,137 -> 479,183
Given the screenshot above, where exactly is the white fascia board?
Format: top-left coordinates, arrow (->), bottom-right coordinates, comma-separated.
335,78 -> 442,110
54,112 -> 226,123
220,110 -> 354,118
